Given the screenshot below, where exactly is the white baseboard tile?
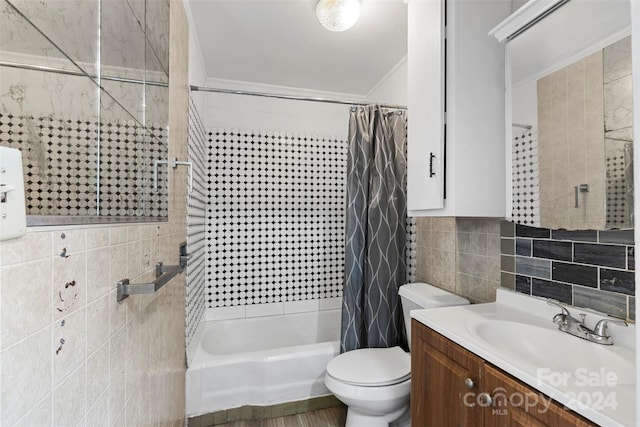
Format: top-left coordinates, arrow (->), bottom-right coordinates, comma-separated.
319,297 -> 342,311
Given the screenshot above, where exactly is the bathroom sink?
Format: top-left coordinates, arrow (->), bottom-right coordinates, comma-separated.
412,289 -> 636,427
471,319 -> 635,386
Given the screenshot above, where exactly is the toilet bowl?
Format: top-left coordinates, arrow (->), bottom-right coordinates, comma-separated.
325,282 -> 469,427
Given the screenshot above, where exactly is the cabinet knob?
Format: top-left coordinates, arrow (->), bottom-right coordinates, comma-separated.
464,377 -> 474,389
478,392 -> 493,407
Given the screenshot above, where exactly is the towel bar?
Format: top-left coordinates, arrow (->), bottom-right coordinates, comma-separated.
117,242 -> 188,302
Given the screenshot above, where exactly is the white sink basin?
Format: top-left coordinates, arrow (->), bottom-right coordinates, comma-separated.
411,289 -> 636,427
472,320 -> 636,386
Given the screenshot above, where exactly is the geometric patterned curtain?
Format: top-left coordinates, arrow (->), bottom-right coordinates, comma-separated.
340,105 -> 408,353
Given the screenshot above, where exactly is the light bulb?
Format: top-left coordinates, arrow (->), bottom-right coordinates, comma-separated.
316,0 -> 361,32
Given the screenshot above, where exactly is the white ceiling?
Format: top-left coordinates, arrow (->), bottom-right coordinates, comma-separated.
186,0 -> 408,95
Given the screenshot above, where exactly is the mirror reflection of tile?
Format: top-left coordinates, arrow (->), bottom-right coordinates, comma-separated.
512,36 -> 633,230
0,0 -> 170,219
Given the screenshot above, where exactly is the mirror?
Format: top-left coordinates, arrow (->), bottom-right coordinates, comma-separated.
508,0 -> 632,230
0,0 -> 169,224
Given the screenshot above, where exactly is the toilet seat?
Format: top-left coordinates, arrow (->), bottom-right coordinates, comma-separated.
326,346 -> 410,387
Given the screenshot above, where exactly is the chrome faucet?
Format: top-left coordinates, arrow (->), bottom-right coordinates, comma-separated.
547,299 -> 627,345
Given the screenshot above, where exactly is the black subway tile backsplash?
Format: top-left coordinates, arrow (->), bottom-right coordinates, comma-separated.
515,275 -> 531,294
500,221 -> 634,320
500,238 -> 514,255
600,269 -> 635,296
574,243 -> 627,269
515,256 -> 551,279
515,238 -> 531,256
574,286 -> 627,319
516,224 -> 550,238
551,229 -> 597,242
552,262 -> 598,287
599,229 -> 634,245
500,221 -> 515,237
532,240 -> 573,262
501,255 -> 515,273
501,272 -> 515,289
531,278 -> 572,304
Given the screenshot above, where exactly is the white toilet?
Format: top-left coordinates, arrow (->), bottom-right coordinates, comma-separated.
325,282 -> 469,427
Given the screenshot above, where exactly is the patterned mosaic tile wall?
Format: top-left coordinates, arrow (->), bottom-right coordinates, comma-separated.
186,96 -> 207,347
206,129 -> 347,307
0,112 -> 168,217
501,221 -> 635,321
512,129 -> 540,227
606,145 -> 633,228
205,128 -> 416,308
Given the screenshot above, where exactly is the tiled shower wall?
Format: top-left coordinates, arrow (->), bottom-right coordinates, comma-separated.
500,222 -> 635,320
205,129 -> 347,308
186,96 -> 207,348
203,126 -> 416,309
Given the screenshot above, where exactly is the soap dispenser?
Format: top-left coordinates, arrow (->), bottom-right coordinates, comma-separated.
0,146 -> 27,241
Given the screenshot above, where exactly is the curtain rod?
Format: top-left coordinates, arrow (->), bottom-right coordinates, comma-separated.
189,85 -> 407,110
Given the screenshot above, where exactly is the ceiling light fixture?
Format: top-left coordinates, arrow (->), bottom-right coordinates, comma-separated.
316,0 -> 361,32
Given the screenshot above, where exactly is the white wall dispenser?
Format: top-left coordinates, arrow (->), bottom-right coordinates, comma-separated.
0,146 -> 27,241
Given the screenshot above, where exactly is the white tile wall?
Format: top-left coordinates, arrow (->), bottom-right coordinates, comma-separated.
0,222 -> 186,426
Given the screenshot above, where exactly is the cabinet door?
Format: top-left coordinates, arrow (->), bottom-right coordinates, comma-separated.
411,320 -> 483,426
407,0 -> 445,211
483,364 -> 597,427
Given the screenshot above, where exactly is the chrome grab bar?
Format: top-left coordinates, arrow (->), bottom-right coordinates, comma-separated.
153,157 -> 193,193
116,242 -> 189,302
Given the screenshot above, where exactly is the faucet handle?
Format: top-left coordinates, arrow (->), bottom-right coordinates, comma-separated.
546,299 -> 570,316
593,317 -> 628,337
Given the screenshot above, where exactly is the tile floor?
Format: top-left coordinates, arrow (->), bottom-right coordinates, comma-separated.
212,407 -> 347,427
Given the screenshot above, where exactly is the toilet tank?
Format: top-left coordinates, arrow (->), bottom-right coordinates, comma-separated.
399,282 -> 469,349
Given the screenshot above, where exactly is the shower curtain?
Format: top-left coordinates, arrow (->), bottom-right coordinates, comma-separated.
340,105 -> 408,353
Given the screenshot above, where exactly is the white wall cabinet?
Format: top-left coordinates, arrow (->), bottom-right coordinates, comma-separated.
407,0 -> 510,217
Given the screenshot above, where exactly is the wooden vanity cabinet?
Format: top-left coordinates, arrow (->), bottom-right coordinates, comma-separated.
411,320 -> 597,427
483,365 -> 596,427
411,318 -> 484,426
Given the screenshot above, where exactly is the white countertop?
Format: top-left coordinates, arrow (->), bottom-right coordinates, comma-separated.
411,288 -> 636,427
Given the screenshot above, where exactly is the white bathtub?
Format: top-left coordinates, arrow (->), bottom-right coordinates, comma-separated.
186,309 -> 341,417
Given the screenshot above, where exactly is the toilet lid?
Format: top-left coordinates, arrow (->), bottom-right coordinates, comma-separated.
326,346 -> 411,386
